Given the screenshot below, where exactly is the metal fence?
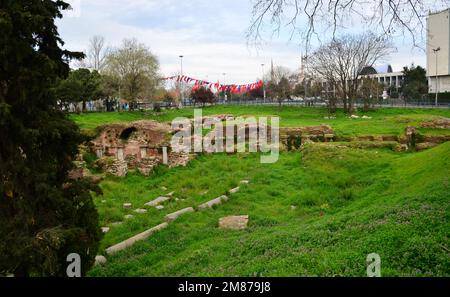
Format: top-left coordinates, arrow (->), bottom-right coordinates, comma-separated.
64,98 -> 450,113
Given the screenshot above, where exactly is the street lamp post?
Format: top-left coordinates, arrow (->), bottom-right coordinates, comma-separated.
261,64 -> 266,103
433,47 -> 440,107
179,55 -> 184,104
222,73 -> 226,102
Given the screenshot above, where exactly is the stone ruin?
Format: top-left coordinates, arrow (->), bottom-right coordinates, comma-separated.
90,120 -> 193,176
280,125 -> 335,150
420,118 -> 450,129
79,116 -> 449,177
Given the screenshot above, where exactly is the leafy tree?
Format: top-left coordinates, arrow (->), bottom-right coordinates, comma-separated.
191,87 -> 216,107
388,85 -> 399,99
293,83 -> 305,97
104,38 -> 160,110
401,65 -> 428,103
267,75 -> 292,107
56,68 -> 103,112
0,0 -> 101,276
248,87 -> 264,99
100,74 -> 121,112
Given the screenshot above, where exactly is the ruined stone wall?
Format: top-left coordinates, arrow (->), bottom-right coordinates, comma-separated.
90,120 -> 191,176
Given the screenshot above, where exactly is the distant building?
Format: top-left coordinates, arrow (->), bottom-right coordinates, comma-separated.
360,64 -> 404,91
427,8 -> 450,93
319,64 -> 404,100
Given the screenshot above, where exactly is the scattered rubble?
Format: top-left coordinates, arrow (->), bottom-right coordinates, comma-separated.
134,209 -> 147,214
95,255 -> 107,266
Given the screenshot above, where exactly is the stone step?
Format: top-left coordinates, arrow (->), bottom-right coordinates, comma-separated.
144,196 -> 170,207
105,222 -> 169,255
198,195 -> 229,210
165,207 -> 195,222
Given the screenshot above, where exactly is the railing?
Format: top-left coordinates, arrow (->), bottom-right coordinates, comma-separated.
63,98 -> 450,113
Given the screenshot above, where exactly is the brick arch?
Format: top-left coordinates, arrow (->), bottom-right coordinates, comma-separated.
119,127 -> 138,140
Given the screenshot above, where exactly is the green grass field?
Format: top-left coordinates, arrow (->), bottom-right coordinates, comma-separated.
72,106 -> 450,276
71,105 -> 450,137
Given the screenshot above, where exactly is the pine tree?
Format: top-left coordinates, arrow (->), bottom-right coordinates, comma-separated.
0,0 -> 102,276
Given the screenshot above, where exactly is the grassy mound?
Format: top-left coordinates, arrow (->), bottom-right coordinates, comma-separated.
88,142 -> 449,276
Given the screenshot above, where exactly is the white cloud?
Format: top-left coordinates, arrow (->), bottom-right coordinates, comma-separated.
56,0 -> 426,83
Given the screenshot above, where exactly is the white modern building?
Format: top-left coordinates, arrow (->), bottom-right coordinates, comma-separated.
427,8 -> 450,93
360,65 -> 404,90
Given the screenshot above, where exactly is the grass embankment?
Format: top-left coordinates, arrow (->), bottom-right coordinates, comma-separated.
88,142 -> 449,276
71,106 -> 450,138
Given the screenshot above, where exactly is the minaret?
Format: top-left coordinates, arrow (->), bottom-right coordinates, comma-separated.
270,59 -> 274,81
299,52 -> 304,83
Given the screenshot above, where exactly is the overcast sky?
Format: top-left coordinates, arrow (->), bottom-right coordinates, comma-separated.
57,0 -> 428,84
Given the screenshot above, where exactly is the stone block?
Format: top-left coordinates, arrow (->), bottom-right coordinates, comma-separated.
94,255 -> 107,266
134,208 -> 148,214
165,207 -> 195,221
145,196 -> 170,207
198,195 -> 229,210
105,223 -> 169,255
229,187 -> 240,194
219,215 -> 249,230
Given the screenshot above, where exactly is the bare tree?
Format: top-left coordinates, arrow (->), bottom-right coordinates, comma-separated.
308,32 -> 395,113
269,65 -> 293,84
78,35 -> 109,71
248,0 -> 450,49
